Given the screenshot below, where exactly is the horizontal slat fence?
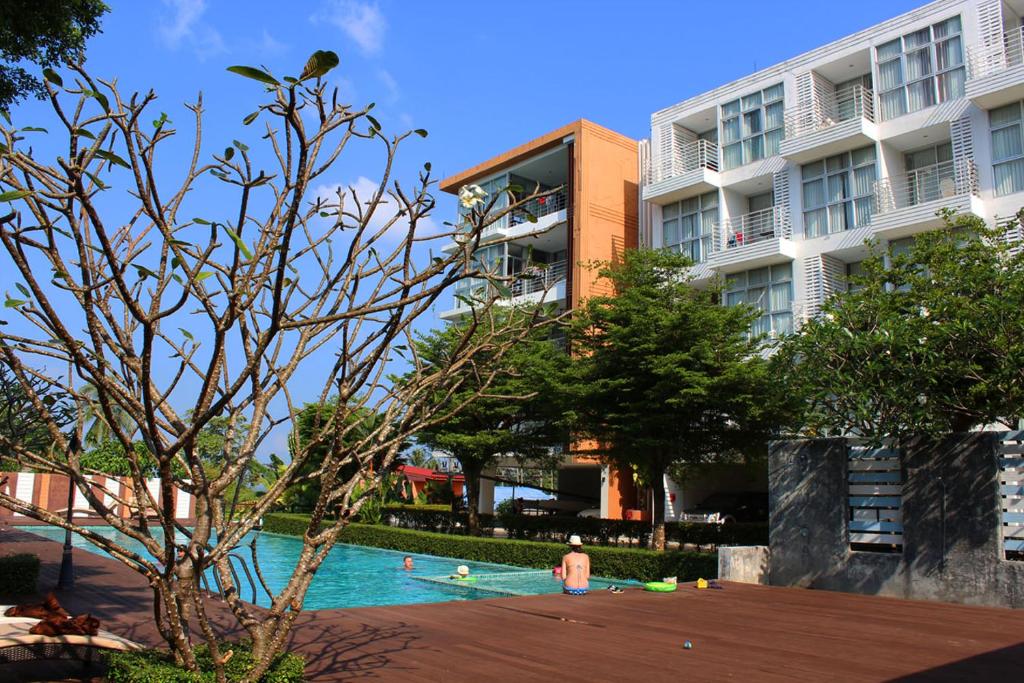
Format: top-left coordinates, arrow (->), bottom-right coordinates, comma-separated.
999,431 -> 1024,558
848,445 -> 903,550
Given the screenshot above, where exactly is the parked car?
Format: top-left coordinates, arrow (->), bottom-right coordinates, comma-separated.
680,491 -> 768,524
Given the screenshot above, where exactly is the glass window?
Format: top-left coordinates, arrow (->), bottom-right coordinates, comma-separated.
724,263 -> 794,337
874,16 -> 965,121
990,102 -> 1024,196
801,145 -> 877,238
720,83 -> 785,170
661,191 -> 718,263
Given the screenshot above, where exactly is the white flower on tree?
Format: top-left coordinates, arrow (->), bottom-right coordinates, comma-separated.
458,184 -> 488,209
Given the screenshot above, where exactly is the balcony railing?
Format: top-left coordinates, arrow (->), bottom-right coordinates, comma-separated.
648,138 -> 719,183
967,25 -> 1024,79
509,260 -> 567,297
783,84 -> 875,139
713,206 -> 792,253
872,159 -> 978,214
510,189 -> 567,226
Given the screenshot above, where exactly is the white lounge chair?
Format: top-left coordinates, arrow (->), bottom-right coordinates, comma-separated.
0,608 -> 143,666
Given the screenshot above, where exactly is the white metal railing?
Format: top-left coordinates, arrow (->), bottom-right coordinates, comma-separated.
509,260 -> 567,297
510,189 -> 567,226
872,159 -> 978,214
648,138 -> 719,184
713,206 -> 791,253
783,84 -> 874,139
967,25 -> 1024,80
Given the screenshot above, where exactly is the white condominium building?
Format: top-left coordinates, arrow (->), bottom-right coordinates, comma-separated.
641,0 -> 1024,333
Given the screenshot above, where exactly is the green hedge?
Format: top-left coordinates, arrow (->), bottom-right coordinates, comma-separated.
382,506 -> 495,533
499,514 -> 767,548
263,514 -> 717,582
0,553 -> 40,596
105,641 -> 304,683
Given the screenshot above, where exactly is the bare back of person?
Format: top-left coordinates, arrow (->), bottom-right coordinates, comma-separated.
561,550 -> 590,590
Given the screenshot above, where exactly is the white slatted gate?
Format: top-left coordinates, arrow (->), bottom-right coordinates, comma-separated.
999,431 -> 1024,558
848,445 -> 903,549
13,473 -> 34,517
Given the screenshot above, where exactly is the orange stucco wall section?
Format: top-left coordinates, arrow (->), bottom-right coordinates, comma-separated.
440,120 -> 639,519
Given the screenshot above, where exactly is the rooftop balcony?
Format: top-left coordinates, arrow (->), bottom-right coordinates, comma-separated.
870,159 -> 982,238
439,260 -> 568,321
966,26 -> 1024,109
779,85 -> 877,163
709,206 -> 798,272
642,139 -> 720,204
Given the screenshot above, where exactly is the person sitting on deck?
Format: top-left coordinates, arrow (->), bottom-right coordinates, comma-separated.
560,535 -> 590,596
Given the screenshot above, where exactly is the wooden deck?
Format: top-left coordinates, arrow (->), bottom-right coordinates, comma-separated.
2,527 -> 1022,681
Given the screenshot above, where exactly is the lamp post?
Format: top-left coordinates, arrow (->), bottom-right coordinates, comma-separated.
57,433 -> 80,591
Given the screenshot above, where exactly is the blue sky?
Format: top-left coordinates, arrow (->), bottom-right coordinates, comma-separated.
5,0 -> 926,458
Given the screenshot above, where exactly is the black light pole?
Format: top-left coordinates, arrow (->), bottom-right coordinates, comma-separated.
57,433 -> 80,590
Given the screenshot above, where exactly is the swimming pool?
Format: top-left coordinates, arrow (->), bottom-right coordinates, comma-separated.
18,526 -> 628,610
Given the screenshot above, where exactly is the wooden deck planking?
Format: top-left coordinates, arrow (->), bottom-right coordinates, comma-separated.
1,527 -> 1023,681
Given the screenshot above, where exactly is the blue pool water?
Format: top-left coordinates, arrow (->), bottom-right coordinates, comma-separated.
19,526 -> 629,610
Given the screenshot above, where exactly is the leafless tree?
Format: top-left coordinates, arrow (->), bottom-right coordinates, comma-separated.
0,52 -> 559,681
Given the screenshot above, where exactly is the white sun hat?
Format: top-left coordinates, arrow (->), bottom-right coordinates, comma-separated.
567,535 -> 583,547
456,565 -> 470,576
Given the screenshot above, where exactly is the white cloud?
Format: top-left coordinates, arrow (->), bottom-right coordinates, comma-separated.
377,68 -> 400,103
312,1 -> 387,56
158,0 -> 227,60
314,178 -> 439,245
258,30 -> 287,56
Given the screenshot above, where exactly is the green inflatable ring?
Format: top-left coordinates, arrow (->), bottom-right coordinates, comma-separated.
643,581 -> 677,592
452,576 -> 478,583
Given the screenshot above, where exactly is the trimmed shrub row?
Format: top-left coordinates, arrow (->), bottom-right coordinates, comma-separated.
263,513 -> 717,582
105,641 -> 304,683
0,553 -> 40,597
372,506 -> 768,548
500,514 -> 768,548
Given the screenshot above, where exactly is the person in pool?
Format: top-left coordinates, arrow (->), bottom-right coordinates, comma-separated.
560,535 -> 590,595
402,556 -> 414,570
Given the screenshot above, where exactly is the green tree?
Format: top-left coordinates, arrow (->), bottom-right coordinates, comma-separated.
0,0 -> 108,110
413,311 -> 569,535
568,249 -> 792,550
775,211 -> 1024,444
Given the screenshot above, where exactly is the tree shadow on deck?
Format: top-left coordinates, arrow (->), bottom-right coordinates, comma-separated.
288,617 -> 423,680
886,643 -> 1024,682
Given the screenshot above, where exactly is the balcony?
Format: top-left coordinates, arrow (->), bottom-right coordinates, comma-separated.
870,159 -> 981,238
439,260 -> 568,320
709,206 -> 798,272
780,85 -> 877,163
966,26 -> 1024,109
442,188 -> 568,254
642,139 -> 720,204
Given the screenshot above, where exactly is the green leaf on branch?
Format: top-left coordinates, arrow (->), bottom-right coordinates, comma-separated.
193,217 -> 212,225
20,126 -> 47,133
83,171 -> 107,189
242,111 -> 259,125
414,129 -> 428,138
84,90 -> 109,111
42,68 -> 63,87
366,115 -> 381,131
94,150 -> 129,168
4,294 -> 27,308
179,328 -> 195,342
223,227 -> 253,259
232,140 -> 249,152
0,190 -> 33,202
195,272 -> 214,281
300,50 -> 340,80
226,66 -> 280,86
15,283 -> 30,297
74,128 -> 96,140
133,265 -> 157,280
224,147 -> 235,161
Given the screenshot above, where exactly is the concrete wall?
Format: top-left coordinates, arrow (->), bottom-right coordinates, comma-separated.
769,433 -> 1024,608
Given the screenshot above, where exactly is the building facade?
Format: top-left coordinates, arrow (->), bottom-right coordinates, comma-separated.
438,120 -> 645,520
641,0 -> 1024,334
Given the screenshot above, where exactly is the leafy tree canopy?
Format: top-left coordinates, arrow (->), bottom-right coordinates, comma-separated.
0,0 -> 108,110
567,249 -> 796,549
774,210 -> 1024,444
0,363 -> 74,469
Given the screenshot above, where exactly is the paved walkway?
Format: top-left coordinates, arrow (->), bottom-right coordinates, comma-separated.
2,527 -> 1022,681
